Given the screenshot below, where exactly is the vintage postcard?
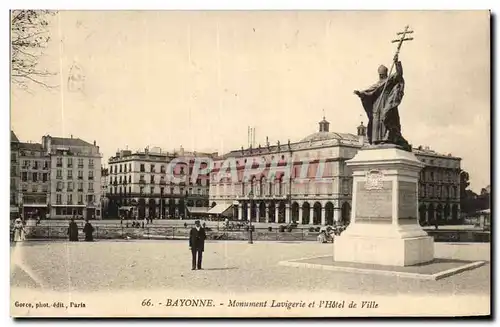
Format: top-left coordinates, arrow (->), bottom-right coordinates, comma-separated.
10,10 -> 491,318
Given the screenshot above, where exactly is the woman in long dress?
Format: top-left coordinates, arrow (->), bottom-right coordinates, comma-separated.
83,219 -> 94,242
68,218 -> 79,241
13,218 -> 25,242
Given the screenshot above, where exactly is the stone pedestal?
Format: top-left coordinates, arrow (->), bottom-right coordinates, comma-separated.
334,145 -> 434,266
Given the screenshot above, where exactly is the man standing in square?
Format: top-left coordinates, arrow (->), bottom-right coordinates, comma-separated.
189,220 -> 206,270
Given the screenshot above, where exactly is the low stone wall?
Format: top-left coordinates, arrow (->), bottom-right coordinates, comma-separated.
427,230 -> 490,243
16,225 -> 490,243
19,225 -> 321,242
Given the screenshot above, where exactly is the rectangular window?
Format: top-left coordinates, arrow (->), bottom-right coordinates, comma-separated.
150,187 -> 154,194
140,187 -> 144,195
67,194 -> 73,204
56,194 -> 62,204
78,194 -> 83,204
22,172 -> 28,182
78,170 -> 83,179
42,173 -> 48,182
89,171 -> 94,180
67,158 -> 73,167
150,164 -> 155,172
140,164 -> 145,172
32,172 -> 37,182
68,182 -> 73,191
56,158 -> 63,167
150,175 -> 155,184
87,195 -> 94,203
78,182 -> 83,191
33,161 -> 39,169
89,183 -> 94,191
89,159 -> 94,168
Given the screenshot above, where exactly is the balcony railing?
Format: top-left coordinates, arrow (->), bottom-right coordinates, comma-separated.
77,188 -> 84,192
78,164 -> 84,168
89,176 -> 94,180
56,163 -> 63,167
56,176 -> 62,179
78,176 -> 83,180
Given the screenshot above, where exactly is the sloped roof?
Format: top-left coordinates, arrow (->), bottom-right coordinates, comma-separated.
300,131 -> 359,143
51,137 -> 93,147
11,131 -> 19,143
19,142 -> 43,151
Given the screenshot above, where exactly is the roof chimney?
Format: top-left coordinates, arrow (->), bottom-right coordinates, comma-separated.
93,140 -> 96,146
71,134 -> 73,139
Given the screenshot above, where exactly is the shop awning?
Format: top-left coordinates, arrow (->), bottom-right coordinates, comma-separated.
119,206 -> 134,211
23,203 -> 48,207
187,207 -> 210,214
207,203 -> 233,215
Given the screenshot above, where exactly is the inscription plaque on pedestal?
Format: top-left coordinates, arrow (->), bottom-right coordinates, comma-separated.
398,181 -> 417,225
355,181 -> 392,223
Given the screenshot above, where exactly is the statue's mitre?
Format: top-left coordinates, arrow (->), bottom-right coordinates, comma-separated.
378,65 -> 388,75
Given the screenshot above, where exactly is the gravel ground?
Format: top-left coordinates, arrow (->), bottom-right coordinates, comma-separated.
10,240 -> 490,296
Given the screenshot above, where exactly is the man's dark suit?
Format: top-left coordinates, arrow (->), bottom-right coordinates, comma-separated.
189,226 -> 206,269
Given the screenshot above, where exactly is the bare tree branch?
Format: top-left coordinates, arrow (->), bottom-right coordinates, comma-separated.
11,10 -> 58,92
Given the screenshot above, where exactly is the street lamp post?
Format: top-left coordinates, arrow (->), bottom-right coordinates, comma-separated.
248,190 -> 254,244
160,188 -> 164,219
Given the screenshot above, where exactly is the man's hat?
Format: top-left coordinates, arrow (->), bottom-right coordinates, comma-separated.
195,220 -> 200,224
378,65 -> 388,75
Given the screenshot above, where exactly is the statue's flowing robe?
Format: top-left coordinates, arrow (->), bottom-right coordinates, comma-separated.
357,61 -> 409,150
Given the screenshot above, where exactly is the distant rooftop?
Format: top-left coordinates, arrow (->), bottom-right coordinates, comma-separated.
11,131 -> 19,143
19,142 -> 43,151
49,136 -> 94,147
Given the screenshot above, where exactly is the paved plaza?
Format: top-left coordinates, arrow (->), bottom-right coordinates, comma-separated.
11,240 -> 490,296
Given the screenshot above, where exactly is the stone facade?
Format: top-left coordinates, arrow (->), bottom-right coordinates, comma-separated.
10,131 -> 20,219
209,117 -> 462,226
43,135 -> 102,219
18,142 -> 51,219
107,146 -> 216,219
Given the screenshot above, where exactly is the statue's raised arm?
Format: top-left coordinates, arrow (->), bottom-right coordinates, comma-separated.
352,27 -> 414,152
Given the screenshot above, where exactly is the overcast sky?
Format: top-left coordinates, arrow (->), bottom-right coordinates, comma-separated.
11,10 -> 490,192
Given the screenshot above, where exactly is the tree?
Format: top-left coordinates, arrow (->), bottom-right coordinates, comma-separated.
459,170 -> 475,215
11,10 -> 57,91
